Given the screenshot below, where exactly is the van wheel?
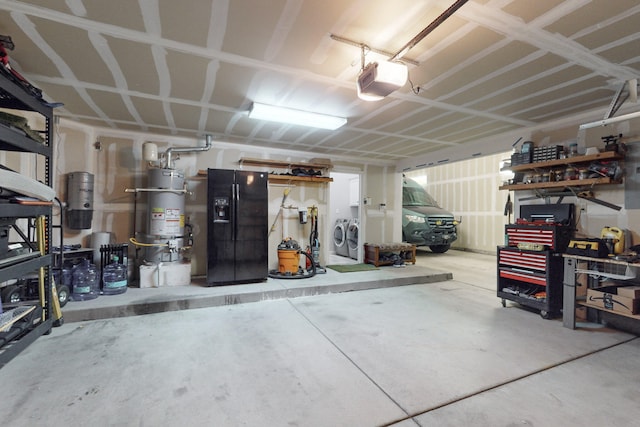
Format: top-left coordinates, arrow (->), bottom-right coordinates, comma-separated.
429,244 -> 450,253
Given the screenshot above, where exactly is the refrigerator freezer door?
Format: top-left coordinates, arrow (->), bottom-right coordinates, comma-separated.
207,169 -> 235,284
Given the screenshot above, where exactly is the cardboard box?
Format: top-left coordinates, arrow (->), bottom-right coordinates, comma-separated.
617,286 -> 640,299
586,286 -> 639,315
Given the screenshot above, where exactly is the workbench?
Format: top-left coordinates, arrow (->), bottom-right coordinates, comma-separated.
562,254 -> 640,329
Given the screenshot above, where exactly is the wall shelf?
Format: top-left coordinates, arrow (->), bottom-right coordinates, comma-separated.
499,176 -> 619,191
268,174 -> 333,184
508,151 -> 623,172
239,157 -> 332,169
238,157 -> 333,184
500,150 -> 624,191
580,302 -> 640,320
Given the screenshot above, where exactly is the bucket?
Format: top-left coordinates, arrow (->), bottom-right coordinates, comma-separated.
277,249 -> 300,274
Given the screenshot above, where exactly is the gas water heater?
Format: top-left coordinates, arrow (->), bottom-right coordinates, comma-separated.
143,167 -> 186,263
128,135 -> 212,287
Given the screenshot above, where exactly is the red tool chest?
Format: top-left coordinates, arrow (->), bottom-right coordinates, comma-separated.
497,247 -> 564,317
498,221 -> 572,318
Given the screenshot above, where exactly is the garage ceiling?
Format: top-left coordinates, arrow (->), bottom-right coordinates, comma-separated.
0,0 -> 638,163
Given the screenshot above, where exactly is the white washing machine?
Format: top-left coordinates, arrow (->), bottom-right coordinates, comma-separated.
333,218 -> 350,257
347,218 -> 359,260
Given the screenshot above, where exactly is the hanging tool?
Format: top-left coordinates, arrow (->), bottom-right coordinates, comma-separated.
306,206 -> 326,274
519,189 -> 621,211
503,193 -> 513,224
268,187 -> 291,237
576,190 -> 622,211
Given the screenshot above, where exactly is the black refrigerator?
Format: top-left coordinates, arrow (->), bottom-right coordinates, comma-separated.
207,169 -> 268,285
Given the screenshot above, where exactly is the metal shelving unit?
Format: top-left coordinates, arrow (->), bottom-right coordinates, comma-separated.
0,71 -> 54,368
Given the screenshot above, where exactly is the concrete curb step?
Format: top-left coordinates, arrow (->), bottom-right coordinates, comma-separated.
62,270 -> 452,323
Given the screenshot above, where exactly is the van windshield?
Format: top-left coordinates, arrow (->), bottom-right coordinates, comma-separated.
403,186 -> 439,207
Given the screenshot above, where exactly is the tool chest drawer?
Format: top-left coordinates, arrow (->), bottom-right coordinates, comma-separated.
499,249 -> 548,271
499,268 -> 548,287
505,224 -> 572,251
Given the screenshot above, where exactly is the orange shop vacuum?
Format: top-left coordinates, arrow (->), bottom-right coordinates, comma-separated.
268,238 -> 316,279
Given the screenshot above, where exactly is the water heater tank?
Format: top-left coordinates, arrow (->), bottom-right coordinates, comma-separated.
66,171 -> 94,229
144,168 -> 185,263
147,168 -> 185,237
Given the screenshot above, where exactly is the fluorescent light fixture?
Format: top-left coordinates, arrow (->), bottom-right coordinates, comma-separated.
579,110 -> 640,130
248,102 -> 347,130
357,61 -> 408,101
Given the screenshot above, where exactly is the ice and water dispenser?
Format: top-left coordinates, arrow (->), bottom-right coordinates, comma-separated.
213,197 -> 230,222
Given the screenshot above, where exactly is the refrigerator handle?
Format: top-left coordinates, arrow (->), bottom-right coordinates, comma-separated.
233,183 -> 240,241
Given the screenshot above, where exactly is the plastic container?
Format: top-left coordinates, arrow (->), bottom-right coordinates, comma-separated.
61,263 -> 73,288
71,259 -> 99,301
578,169 -> 589,180
564,167 -> 576,180
102,255 -> 128,295
568,143 -> 578,157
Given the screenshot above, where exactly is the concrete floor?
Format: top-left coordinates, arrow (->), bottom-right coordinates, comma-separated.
1,249 -> 639,426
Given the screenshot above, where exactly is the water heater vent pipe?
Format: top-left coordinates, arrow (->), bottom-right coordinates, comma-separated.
165,134 -> 213,168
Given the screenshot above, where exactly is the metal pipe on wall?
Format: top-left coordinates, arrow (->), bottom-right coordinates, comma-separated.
165,134 -> 213,168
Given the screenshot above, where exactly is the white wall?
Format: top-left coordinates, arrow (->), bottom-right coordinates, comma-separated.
8,110 -> 640,274
45,120 -> 398,277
